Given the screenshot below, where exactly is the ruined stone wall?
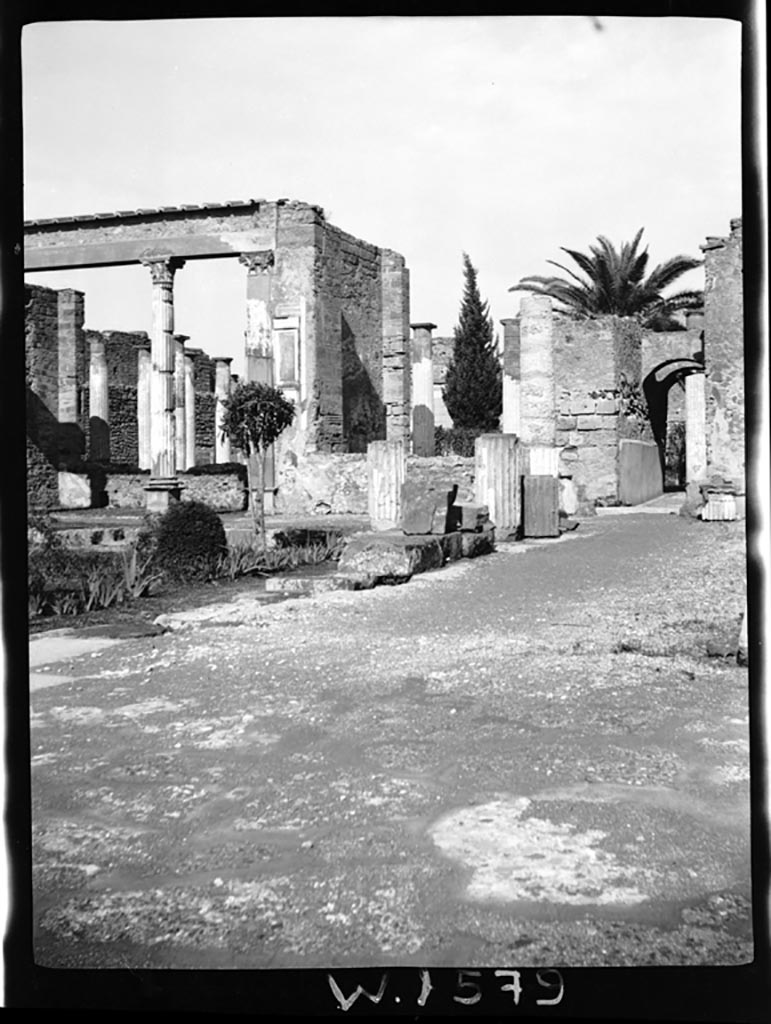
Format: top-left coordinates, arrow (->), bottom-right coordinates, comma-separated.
26,285 -> 61,506
703,218 -> 744,490
552,316 -> 650,510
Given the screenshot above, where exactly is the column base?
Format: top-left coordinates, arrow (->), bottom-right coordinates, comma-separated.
144,478 -> 183,513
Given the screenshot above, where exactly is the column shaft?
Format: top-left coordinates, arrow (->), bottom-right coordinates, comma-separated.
241,251 -> 276,499
367,440 -> 406,530
685,371 -> 707,483
184,353 -> 196,470
410,322 -> 436,456
519,295 -> 555,445
174,336 -> 187,472
88,335 -> 110,461
215,358 -> 233,463
137,347 -> 151,469
141,256 -> 185,509
474,433 -> 521,537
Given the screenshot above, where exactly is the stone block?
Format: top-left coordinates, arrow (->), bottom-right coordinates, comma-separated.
400,478 -> 457,535
451,502 -> 490,532
265,573 -> 372,595
702,493 -> 737,521
58,471 -> 91,509
576,414 -> 603,431
596,397 -> 619,415
570,397 -> 597,415
338,531 -> 444,580
556,415 -> 577,430
460,524 -> 495,557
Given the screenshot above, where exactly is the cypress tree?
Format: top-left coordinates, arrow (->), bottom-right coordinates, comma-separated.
443,253 -> 502,431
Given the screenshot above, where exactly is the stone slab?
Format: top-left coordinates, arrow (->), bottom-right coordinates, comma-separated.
264,574 -> 367,595
58,471 -> 91,510
451,502 -> 490,532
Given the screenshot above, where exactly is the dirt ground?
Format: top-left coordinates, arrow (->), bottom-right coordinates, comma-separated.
27,512 -> 754,975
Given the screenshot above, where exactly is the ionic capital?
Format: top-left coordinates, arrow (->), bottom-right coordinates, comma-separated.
140,254 -> 186,285
239,250 -> 275,274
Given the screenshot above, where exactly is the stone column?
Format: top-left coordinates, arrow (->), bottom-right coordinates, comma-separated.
519,295 -> 555,446
140,255 -> 185,510
240,251 -> 276,504
184,351 -> 197,470
88,334 -> 110,461
474,433 -> 521,538
368,439 -> 405,530
382,251 -> 412,444
137,346 -> 151,470
215,358 -> 233,464
174,335 -> 188,473
410,322 -> 435,456
685,371 -> 707,483
57,289 -> 86,466
500,317 -> 521,436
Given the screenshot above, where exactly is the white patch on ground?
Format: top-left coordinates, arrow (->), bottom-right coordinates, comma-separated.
113,698 -> 187,718
48,705 -> 105,725
429,796 -> 648,905
711,764 -> 750,783
30,672 -> 76,693
28,635 -> 123,668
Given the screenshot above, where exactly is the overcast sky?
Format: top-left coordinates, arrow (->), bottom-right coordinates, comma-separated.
22,16 -> 742,378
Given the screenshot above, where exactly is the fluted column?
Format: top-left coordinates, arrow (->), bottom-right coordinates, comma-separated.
140,255 -> 185,510
137,346 -> 151,469
474,433 -> 521,538
241,250 -> 276,505
215,358 -> 233,463
410,322 -> 436,456
685,371 -> 707,483
184,351 -> 196,470
174,335 -> 188,473
368,439 -> 406,530
88,334 -> 109,461
500,317 -> 521,436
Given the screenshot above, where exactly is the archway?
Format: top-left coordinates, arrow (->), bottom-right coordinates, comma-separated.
642,357 -> 705,490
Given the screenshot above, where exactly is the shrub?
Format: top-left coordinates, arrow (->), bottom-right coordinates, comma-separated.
434,426 -> 483,458
138,499 -> 227,584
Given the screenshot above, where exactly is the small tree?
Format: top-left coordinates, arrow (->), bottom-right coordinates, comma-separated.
443,253 -> 502,432
220,382 -> 295,546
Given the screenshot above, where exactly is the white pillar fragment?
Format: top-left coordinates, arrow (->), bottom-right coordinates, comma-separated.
215,358 -> 233,464
137,346 -> 151,470
685,371 -> 707,484
367,439 -> 406,530
88,334 -> 109,461
474,433 -> 521,538
410,322 -> 436,456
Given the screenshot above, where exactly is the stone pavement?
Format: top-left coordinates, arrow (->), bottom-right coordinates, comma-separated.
28,513 -> 753,970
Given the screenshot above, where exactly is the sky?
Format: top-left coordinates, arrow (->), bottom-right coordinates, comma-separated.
22,15 -> 743,379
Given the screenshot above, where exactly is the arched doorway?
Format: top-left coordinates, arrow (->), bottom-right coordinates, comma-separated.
643,357 -> 705,490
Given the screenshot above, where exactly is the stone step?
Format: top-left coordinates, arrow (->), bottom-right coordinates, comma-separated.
338,526 -> 495,582
264,571 -> 377,595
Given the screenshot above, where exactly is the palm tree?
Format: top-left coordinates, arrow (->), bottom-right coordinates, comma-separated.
509,229 -> 703,329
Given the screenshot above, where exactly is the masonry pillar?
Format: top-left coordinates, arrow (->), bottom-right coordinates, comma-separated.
174,335 -> 188,473
685,371 -> 707,484
410,322 -> 435,456
381,251 -> 412,445
57,288 -> 86,466
140,255 -> 185,510
215,358 -> 233,464
240,250 -> 276,506
368,439 -> 406,530
519,295 -> 556,446
184,351 -> 197,470
500,317 -> 522,437
474,433 -> 521,538
88,334 -> 110,461
137,346 -> 151,469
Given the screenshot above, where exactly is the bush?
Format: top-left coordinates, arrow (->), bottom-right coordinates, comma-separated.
28,547 -> 126,617
138,499 -> 227,584
434,426 -> 484,458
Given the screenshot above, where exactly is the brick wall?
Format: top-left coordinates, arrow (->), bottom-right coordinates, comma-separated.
26,285 -> 61,506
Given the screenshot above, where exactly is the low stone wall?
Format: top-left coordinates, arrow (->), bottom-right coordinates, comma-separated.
51,468 -> 248,512
618,440 -> 663,505
406,455 -> 475,502
275,453 -> 369,515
